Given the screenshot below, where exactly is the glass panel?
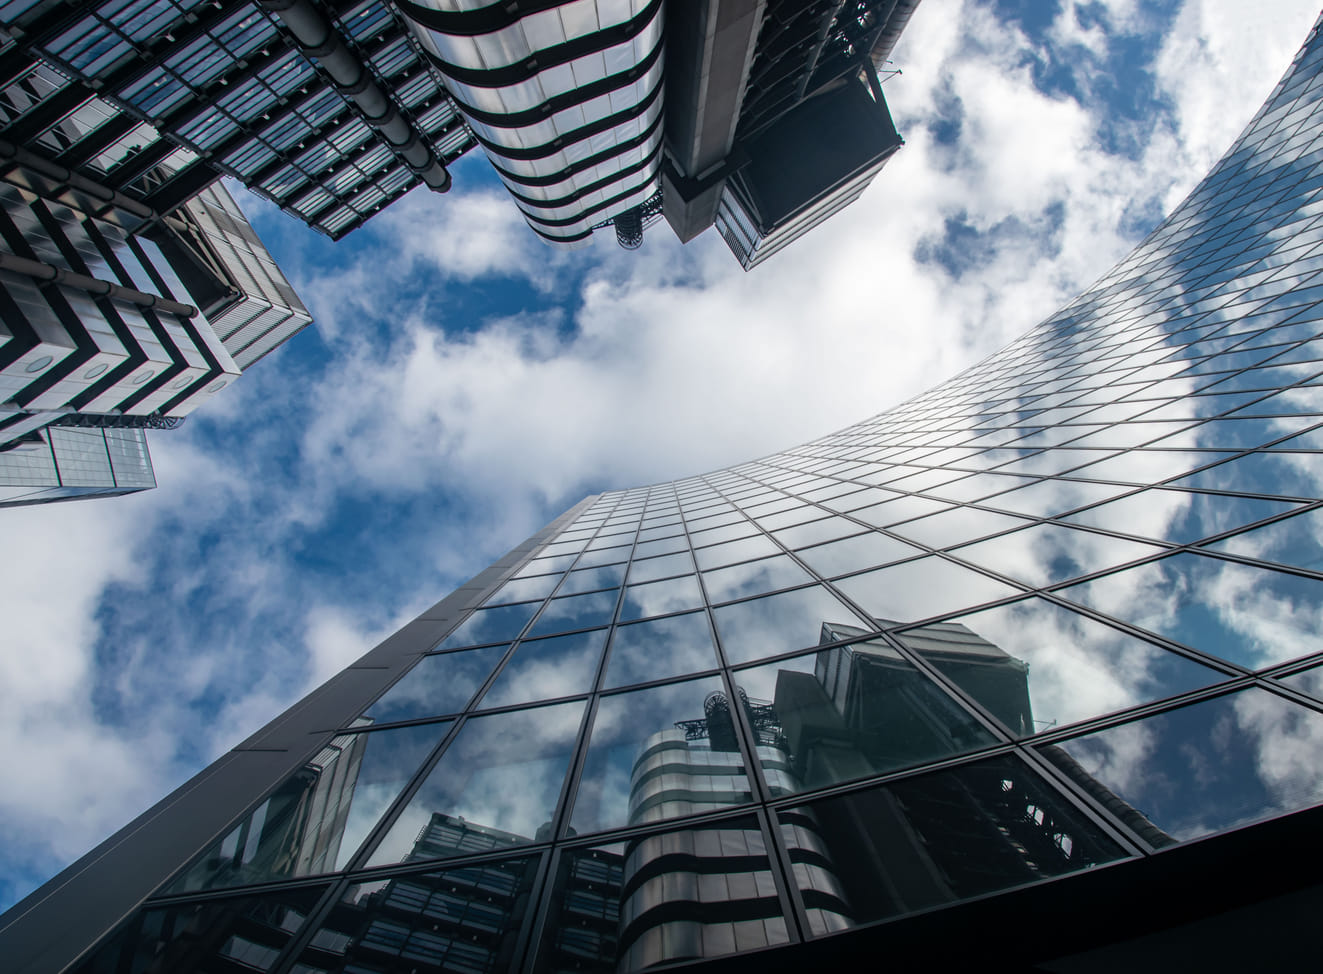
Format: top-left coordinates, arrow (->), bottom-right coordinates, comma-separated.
850,494 -> 953,526
369,700 -> 585,866
627,551 -> 694,583
479,630 -> 607,708
984,477 -> 1132,517
169,723 -> 448,891
701,554 -> 812,602
778,754 -> 1127,933
525,590 -> 619,637
618,574 -> 705,621
1059,552 -> 1323,669
571,677 -> 750,834
770,516 -> 859,548
951,524 -> 1162,587
436,603 -> 538,650
365,646 -> 506,723
1040,688 -> 1323,842
576,545 -> 634,568
712,585 -> 869,665
1278,662 -> 1323,698
692,534 -> 780,569
604,612 -> 719,688
536,817 -> 787,973
76,885 -> 331,974
834,556 -> 1022,625
633,535 -> 689,558
893,597 -> 1224,736
559,563 -> 627,595
485,572 -> 562,605
732,635 -> 999,793
1207,507 -> 1323,570
793,532 -> 923,578
299,857 -> 540,974
689,522 -> 759,547
1063,488 -> 1297,544
513,554 -> 578,578
889,507 -> 1032,548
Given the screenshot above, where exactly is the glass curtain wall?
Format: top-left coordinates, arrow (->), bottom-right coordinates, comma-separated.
68,13 -> 1323,974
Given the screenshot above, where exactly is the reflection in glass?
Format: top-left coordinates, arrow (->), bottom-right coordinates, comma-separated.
604,612 -> 719,688
952,523 -> 1161,587
369,701 -> 585,866
298,855 -> 541,974
834,555 -> 1021,625
572,677 -> 753,834
537,818 -> 789,973
525,590 -> 618,637
888,507 -> 1031,548
486,572 -> 562,605
734,627 -> 998,793
779,754 -> 1126,932
1060,552 -> 1323,669
893,598 -> 1222,735
366,645 -> 506,723
1063,488 -> 1296,544
701,554 -> 811,602
1208,507 -> 1323,570
169,723 -> 449,891
627,551 -> 694,583
618,574 -> 705,621
436,602 -> 538,650
480,630 -> 607,708
692,534 -> 780,569
77,884 -> 331,974
712,585 -> 868,664
559,563 -> 627,595
794,531 -> 923,578
1040,688 -> 1323,841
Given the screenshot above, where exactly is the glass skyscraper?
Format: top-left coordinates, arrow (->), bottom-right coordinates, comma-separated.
8,9 -> 1323,974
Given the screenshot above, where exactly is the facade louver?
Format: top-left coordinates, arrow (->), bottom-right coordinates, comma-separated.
10,7 -> 1323,974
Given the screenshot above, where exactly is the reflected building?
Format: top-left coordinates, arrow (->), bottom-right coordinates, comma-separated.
14,10 -> 1323,974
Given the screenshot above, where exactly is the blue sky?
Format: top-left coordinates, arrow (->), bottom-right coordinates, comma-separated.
1,0 -> 1320,913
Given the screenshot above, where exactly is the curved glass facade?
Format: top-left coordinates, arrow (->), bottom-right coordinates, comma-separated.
10,10 -> 1323,974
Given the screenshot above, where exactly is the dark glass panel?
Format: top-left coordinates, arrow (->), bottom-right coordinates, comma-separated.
366,646 -> 506,723
169,723 -> 448,892
604,612 -> 719,688
480,630 -> 607,708
369,701 -> 585,866
733,634 -> 999,794
712,585 -> 868,665
571,677 -> 750,834
73,884 -> 330,974
1060,552 -> 1323,669
834,556 -> 1022,625
436,603 -> 538,650
893,597 -> 1224,735
295,856 -> 541,974
778,754 -> 1126,933
1040,688 -> 1323,842
535,817 -> 788,973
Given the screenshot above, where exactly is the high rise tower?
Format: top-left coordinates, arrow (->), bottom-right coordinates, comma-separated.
9,9 -> 1323,974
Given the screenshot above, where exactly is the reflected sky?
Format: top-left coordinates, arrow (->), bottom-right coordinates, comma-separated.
365,645 -> 506,723
951,523 -> 1161,587
835,555 -> 1023,625
713,585 -> 868,664
604,611 -> 718,687
436,602 -> 538,650
1041,688 -> 1323,841
1059,551 -> 1323,669
479,630 -> 607,708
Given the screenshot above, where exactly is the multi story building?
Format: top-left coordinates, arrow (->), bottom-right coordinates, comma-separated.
10,8 -> 1323,974
0,1 -> 920,264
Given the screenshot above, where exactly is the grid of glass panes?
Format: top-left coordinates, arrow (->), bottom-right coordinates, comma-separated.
79,14 -> 1323,974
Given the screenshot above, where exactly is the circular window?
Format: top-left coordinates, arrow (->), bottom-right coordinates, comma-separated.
83,363 -> 109,379
132,370 -> 155,385
171,376 -> 191,389
208,380 -> 228,393
25,355 -> 53,373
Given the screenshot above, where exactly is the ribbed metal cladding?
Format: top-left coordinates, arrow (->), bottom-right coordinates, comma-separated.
396,0 -> 666,247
